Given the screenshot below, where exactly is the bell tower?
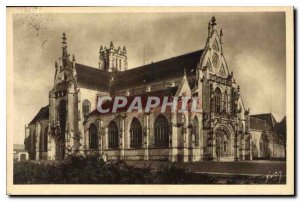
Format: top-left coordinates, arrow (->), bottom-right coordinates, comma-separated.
98,41 -> 128,72
49,33 -> 80,160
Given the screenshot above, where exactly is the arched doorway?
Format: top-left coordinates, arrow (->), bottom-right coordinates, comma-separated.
59,100 -> 67,135
215,125 -> 233,161
260,131 -> 270,158
55,136 -> 65,160
56,100 -> 67,160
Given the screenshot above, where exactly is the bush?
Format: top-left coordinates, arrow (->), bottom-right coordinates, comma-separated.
14,154 -> 158,184
15,155 -> 273,184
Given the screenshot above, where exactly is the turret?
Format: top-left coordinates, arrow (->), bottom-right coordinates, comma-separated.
123,46 -> 127,55
110,41 -> 114,51
98,42 -> 128,72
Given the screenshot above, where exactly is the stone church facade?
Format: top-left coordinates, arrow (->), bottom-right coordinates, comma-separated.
24,17 -> 285,162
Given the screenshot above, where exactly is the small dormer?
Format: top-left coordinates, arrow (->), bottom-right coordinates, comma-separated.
143,86 -> 151,93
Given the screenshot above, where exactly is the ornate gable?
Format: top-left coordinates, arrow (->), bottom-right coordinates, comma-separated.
199,17 -> 229,78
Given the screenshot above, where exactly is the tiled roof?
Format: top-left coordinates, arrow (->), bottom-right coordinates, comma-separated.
75,63 -> 112,91
112,50 -> 203,91
250,113 -> 277,132
29,105 -> 49,125
74,50 -> 203,93
250,117 -> 271,131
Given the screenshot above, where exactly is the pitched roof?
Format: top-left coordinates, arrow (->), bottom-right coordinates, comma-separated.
112,50 -> 203,91
75,63 -> 112,91
74,50 -> 203,93
250,117 -> 271,131
275,116 -> 286,134
29,105 -> 49,125
250,113 -> 277,132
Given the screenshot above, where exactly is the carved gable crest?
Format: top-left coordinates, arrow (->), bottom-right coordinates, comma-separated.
206,59 -> 212,71
219,64 -> 226,76
212,39 -> 219,51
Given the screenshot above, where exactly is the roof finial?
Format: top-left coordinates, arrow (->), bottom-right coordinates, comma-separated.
100,45 -> 103,53
62,32 -> 67,46
110,41 -> 114,49
72,54 -> 76,62
61,32 -> 69,62
220,28 -> 224,49
211,16 -> 217,28
183,68 -> 187,79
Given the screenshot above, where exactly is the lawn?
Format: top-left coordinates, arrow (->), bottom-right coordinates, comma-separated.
13,154 -> 285,184
124,160 -> 286,175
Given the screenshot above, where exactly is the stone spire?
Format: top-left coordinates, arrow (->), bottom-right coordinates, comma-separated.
61,32 -> 69,66
110,41 -> 114,50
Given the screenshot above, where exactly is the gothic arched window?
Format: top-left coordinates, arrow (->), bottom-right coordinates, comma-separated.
193,117 -> 200,146
59,100 -> 67,134
108,121 -> 119,149
119,59 -> 122,69
43,126 -> 48,152
82,100 -> 91,116
212,39 -> 219,51
89,124 -> 98,149
214,88 -> 222,113
154,115 -> 169,148
223,91 -> 228,112
63,73 -> 67,81
130,118 -> 143,148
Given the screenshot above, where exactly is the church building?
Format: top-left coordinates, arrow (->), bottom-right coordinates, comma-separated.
24,17 -> 285,162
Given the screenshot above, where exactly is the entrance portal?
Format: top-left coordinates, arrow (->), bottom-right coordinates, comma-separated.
55,136 -> 65,160
215,126 -> 232,161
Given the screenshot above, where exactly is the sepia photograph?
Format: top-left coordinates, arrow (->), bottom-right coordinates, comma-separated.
6,7 -> 294,195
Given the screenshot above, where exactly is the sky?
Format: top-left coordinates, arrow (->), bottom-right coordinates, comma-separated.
12,10 -> 286,144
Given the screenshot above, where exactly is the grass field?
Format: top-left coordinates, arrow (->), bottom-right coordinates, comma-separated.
124,160 -> 286,175
13,155 -> 286,184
